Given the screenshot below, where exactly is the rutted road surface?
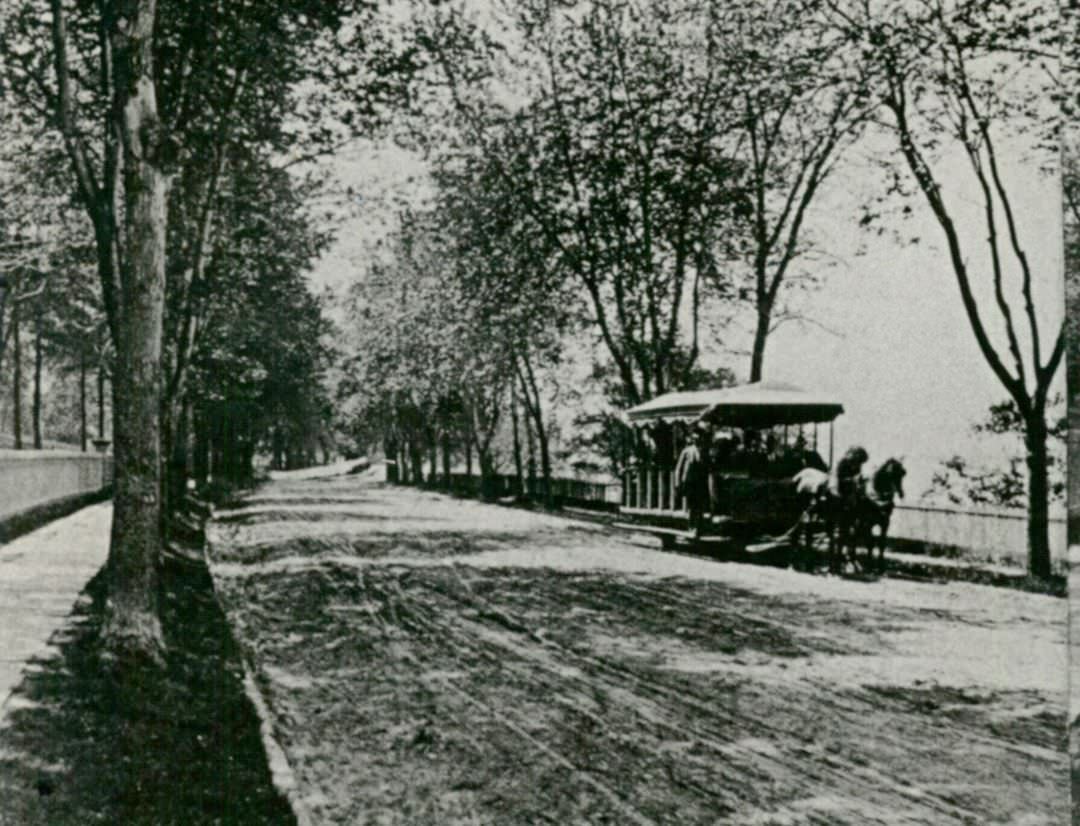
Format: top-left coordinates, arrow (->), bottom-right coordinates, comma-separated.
207,470 -> 1067,825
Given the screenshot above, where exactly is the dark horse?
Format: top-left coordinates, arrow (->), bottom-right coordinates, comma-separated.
792,458 -> 906,574
850,458 -> 906,572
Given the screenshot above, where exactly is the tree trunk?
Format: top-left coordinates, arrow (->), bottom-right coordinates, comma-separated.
182,399 -> 195,492
98,364 -> 107,439
0,282 -> 6,375
234,411 -> 254,483
80,352 -> 88,452
194,405 -> 211,486
160,403 -> 175,522
271,428 -> 284,470
101,0 -> 169,662
441,430 -> 451,489
518,365 -> 553,507
209,409 -> 222,479
1070,358 -> 1080,548
410,439 -> 424,485
32,308 -> 42,449
522,395 -> 537,498
511,384 -> 524,499
383,435 -> 398,482
163,397 -> 189,519
477,447 -> 496,501
537,416 -> 553,508
221,412 -> 233,480
12,300 -> 21,449
1024,413 -> 1052,579
428,427 -> 437,485
749,299 -> 772,383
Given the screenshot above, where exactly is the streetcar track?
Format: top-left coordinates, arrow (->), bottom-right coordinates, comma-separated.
206,478 -> 1066,825
315,568 -> 983,823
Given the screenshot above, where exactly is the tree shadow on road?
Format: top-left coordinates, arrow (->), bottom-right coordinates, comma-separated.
0,555 -> 293,826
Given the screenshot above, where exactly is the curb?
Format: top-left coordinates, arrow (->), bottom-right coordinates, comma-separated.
201,508 -> 316,826
238,659 -> 315,826
0,486 -> 113,545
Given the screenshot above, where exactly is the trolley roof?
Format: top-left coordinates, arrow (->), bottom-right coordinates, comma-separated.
625,382 -> 843,427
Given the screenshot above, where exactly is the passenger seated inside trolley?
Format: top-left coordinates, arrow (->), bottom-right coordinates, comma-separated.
619,383 -> 841,541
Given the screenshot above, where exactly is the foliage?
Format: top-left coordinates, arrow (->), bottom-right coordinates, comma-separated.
1064,0 -> 1080,544
340,209 -> 510,478
926,398 -> 1066,508
417,0 -> 755,404
189,156 -> 335,474
0,0 -> 424,659
721,0 -> 873,380
826,0 -> 1062,576
0,0 -> 419,444
567,359 -> 735,477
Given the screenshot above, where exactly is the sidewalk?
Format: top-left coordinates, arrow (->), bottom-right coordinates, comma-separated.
0,502 -> 111,717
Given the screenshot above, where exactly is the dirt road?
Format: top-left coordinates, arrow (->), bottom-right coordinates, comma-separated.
207,471 -> 1067,825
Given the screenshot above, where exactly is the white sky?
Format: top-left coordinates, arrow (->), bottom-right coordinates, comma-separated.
303,113 -> 1064,509
746,138 -> 1065,500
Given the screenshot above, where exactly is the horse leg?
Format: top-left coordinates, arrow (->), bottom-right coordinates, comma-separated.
793,515 -> 806,570
810,515 -> 824,573
825,518 -> 842,570
800,507 -> 817,571
827,521 -> 839,574
859,517 -> 877,573
835,519 -> 848,573
877,519 -> 890,573
840,519 -> 854,574
851,519 -> 867,573
846,522 -> 859,573
851,520 -> 866,572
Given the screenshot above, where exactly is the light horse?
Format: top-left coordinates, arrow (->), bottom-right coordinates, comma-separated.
792,466 -> 853,573
792,458 -> 906,574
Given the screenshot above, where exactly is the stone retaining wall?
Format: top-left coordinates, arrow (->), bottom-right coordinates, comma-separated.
0,451 -> 113,521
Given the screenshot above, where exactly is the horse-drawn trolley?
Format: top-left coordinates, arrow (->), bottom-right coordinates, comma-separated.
616,381 -> 845,555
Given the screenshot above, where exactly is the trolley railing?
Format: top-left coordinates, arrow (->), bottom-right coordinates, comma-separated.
620,468 -> 683,514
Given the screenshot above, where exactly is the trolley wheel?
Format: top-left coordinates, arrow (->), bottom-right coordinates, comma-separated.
660,534 -> 678,550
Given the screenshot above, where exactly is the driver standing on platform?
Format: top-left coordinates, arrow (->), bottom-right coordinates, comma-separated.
675,422 -> 712,539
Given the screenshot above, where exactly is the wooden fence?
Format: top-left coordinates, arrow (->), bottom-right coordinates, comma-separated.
445,472 -> 619,509
889,503 -> 1066,565
391,464 -> 1065,564
388,463 -> 619,510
